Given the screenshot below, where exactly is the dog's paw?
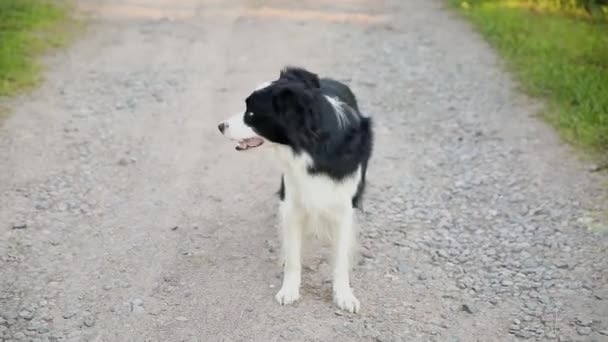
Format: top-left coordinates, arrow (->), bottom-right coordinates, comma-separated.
275,286 -> 300,305
334,288 -> 360,314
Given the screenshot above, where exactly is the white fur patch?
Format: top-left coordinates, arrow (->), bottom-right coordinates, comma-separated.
274,145 -> 361,227
220,112 -> 258,141
324,95 -> 350,129
325,95 -> 358,128
272,145 -> 361,313
255,81 -> 272,91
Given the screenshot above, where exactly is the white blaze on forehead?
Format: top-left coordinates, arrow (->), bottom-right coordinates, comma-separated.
222,112 -> 258,141
255,81 -> 272,91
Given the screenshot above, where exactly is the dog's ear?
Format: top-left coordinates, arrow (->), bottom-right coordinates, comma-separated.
272,86 -> 320,145
279,67 -> 320,89
272,86 -> 300,114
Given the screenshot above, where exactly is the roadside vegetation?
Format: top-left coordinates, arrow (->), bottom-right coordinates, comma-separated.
451,0 -> 608,156
0,0 -> 76,98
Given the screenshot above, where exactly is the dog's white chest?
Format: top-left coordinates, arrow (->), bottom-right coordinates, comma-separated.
273,146 -> 360,215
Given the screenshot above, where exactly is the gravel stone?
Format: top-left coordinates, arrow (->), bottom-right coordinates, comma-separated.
512,330 -> 531,339
461,303 -> 476,314
575,316 -> 593,327
62,310 -> 77,319
375,334 -> 402,342
362,250 -> 374,259
82,312 -> 95,328
37,324 -> 50,334
132,306 -> 146,315
437,249 -> 449,258
13,332 -> 26,339
27,321 -> 41,331
12,223 -> 27,229
592,288 -> 608,300
18,310 -> 35,320
131,299 -> 144,307
577,327 -> 592,336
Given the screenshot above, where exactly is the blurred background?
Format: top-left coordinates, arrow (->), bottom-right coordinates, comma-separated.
2,0 -> 607,154
453,0 -> 607,157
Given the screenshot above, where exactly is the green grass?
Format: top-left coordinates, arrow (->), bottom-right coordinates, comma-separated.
0,0 -> 75,97
451,1 -> 608,155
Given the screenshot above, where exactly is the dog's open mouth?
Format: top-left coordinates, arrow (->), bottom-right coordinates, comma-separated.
236,137 -> 264,151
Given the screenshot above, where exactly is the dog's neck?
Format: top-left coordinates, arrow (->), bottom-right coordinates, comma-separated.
271,144 -> 312,176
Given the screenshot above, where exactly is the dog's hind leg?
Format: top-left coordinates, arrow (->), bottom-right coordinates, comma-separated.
275,201 -> 303,305
331,206 -> 360,313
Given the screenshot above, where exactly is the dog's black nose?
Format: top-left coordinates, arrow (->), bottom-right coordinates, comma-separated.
218,122 -> 227,134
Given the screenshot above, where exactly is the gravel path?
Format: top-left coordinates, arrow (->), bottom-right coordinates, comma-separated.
1,0 -> 607,341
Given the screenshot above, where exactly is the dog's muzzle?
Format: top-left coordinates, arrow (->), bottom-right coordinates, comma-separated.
218,117 -> 264,151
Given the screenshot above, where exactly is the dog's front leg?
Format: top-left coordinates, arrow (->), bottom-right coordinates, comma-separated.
275,201 -> 302,305
332,207 -> 360,313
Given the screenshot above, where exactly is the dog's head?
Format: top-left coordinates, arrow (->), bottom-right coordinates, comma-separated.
218,67 -> 323,151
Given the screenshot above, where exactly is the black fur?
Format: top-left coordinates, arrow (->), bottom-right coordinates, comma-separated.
245,67 -> 373,208
279,176 -> 285,201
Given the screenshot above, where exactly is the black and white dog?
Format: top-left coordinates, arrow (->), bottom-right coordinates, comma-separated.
218,67 -> 373,313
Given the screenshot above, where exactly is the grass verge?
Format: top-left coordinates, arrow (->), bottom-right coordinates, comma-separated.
0,0 -> 77,98
451,1 -> 608,156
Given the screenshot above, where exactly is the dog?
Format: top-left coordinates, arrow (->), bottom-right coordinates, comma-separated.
218,67 -> 373,313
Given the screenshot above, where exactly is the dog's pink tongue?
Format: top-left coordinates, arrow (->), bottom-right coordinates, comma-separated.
236,137 -> 264,151
247,137 -> 264,147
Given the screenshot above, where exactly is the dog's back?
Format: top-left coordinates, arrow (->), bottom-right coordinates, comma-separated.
320,78 -> 359,112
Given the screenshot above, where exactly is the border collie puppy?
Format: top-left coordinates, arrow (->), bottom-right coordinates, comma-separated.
218,67 -> 373,313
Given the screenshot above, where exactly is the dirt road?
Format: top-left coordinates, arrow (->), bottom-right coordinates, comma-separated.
1,0 -> 607,341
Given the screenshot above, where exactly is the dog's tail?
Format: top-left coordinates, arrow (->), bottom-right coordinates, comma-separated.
351,117 -> 373,211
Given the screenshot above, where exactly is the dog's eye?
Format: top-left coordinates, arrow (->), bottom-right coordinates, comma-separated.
247,112 -> 255,117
